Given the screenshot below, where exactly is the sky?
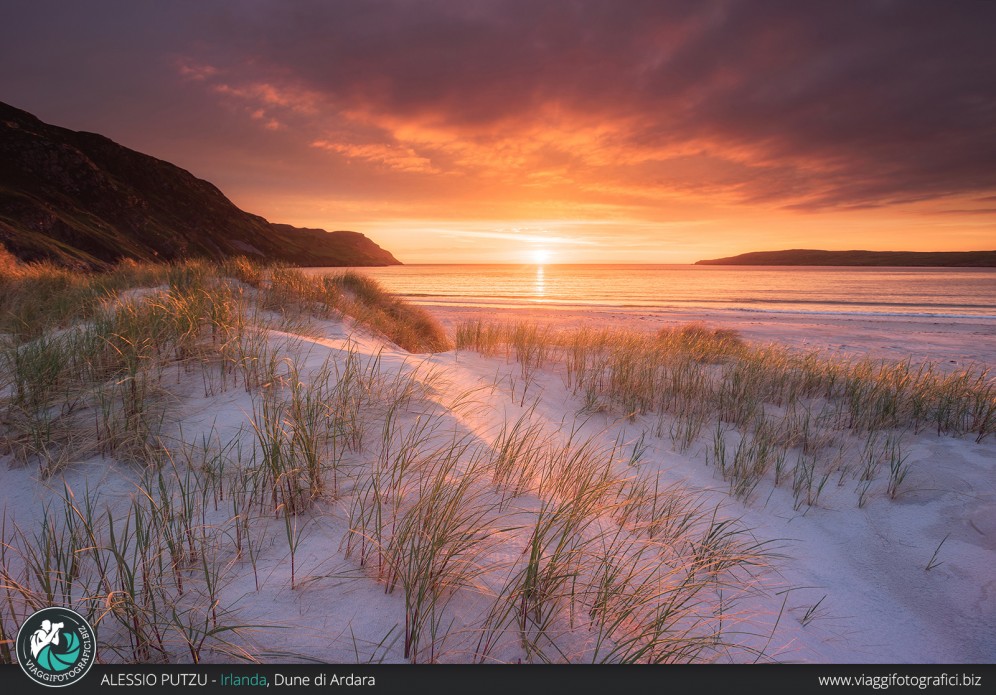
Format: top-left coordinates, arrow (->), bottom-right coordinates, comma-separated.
2,1 -> 995,264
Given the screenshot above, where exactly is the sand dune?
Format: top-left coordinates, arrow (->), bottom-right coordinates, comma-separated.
2,264 -> 993,664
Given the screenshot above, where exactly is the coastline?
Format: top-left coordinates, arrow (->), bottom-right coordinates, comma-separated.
417,300 -> 996,367
2,263 -> 994,665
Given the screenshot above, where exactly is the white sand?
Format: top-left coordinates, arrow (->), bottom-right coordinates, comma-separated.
2,307 -> 994,664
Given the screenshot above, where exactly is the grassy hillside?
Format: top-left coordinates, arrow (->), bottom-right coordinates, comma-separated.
0,101 -> 400,269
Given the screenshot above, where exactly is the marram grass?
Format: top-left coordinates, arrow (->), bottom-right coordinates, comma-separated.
8,251 -> 985,664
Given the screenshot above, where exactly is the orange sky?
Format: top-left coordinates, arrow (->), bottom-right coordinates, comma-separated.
2,2 -> 994,263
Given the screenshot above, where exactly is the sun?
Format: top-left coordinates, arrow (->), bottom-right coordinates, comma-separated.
529,248 -> 553,265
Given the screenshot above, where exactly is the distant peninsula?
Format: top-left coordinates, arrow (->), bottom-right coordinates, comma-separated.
0,101 -> 400,269
695,249 -> 996,267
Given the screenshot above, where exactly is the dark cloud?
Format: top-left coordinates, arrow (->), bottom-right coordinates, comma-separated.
193,0 -> 996,209
2,0 -> 995,212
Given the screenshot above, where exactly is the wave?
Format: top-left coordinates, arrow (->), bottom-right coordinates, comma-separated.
407,296 -> 996,320
406,294 -> 996,318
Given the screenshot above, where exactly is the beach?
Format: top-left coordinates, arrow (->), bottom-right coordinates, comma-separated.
6,1 -> 996,680
2,263 -> 994,665
421,301 -> 996,367
325,263 -> 996,367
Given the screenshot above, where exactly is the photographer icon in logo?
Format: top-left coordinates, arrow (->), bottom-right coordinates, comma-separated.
16,607 -> 96,687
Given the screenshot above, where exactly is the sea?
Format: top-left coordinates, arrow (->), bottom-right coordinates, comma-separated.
307,265 -> 996,320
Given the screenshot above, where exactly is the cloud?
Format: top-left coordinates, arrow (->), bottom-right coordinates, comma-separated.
6,0 -> 995,241
310,139 -> 438,173
180,0 -> 995,210
211,81 -> 321,115
176,59 -> 219,82
437,229 -> 601,246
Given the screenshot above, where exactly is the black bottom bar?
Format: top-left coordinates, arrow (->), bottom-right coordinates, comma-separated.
2,663 -> 993,695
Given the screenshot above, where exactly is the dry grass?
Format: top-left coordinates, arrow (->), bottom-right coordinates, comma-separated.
2,254 -> 784,664
455,318 -> 996,508
259,266 -> 450,353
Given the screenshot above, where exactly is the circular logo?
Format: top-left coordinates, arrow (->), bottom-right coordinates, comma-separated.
16,607 -> 96,687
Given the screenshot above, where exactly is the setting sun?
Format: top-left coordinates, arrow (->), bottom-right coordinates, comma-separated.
529,248 -> 553,265
1,2 -> 993,679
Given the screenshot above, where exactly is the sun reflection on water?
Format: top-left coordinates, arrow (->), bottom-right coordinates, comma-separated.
534,265 -> 545,298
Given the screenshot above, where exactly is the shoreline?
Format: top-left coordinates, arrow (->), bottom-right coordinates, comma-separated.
3,262 -> 994,664
417,300 -> 996,368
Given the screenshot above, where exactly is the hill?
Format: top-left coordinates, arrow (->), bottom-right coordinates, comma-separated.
695,249 -> 996,267
0,101 -> 400,268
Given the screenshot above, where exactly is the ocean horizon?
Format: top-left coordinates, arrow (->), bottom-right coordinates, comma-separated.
307,264 -> 996,320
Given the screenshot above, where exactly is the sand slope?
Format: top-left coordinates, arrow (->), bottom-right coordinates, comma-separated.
2,312 -> 993,664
